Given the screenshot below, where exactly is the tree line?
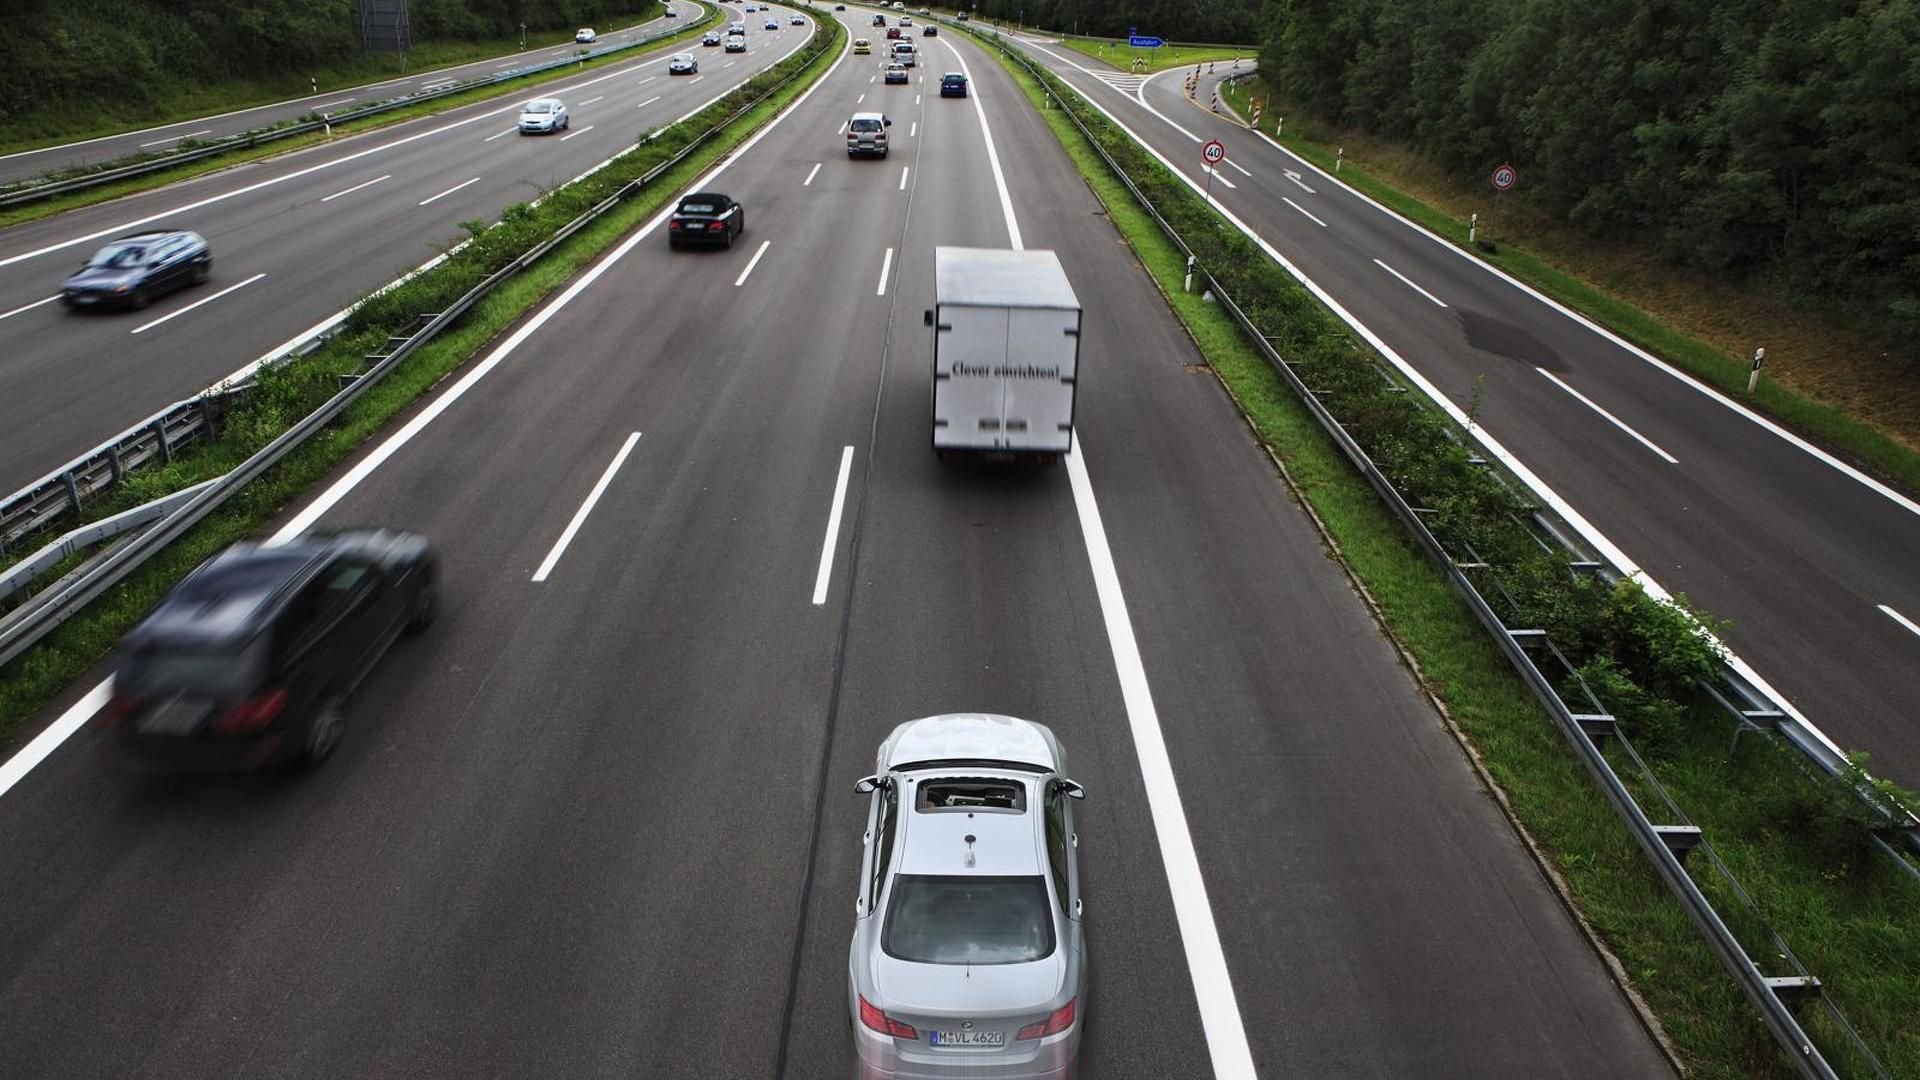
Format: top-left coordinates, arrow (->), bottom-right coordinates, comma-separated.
965,0 -> 1260,44
1260,0 -> 1920,360
0,0 -> 652,131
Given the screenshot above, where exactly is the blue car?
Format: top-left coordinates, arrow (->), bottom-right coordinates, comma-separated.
62,230 -> 211,310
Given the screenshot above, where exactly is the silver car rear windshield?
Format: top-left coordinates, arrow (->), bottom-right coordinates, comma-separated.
524,102 -> 553,114
851,119 -> 883,132
883,875 -> 1054,964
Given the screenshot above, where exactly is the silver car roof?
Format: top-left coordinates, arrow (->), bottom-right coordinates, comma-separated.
894,773 -> 1046,877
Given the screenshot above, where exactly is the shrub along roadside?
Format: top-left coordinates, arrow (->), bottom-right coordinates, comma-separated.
1213,77 -> 1920,497
0,17 -> 847,752
966,24 -> 1920,1080
0,4 -> 727,232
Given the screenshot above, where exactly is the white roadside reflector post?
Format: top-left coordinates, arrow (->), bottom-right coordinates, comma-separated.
1749,347 -> 1766,393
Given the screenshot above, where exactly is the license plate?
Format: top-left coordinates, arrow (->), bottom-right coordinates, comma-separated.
139,696 -> 212,736
930,1029 -> 1004,1048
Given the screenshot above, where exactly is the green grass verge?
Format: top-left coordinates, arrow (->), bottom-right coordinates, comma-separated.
0,5 -> 726,232
1051,36 -> 1252,74
0,17 -> 846,751
0,4 -> 668,156
1218,78 -> 1920,496
970,27 -> 1920,1080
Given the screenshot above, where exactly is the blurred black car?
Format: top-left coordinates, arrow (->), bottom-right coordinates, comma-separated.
922,23 -> 937,35
62,229 -> 210,310
667,192 -> 745,248
103,530 -> 437,773
940,72 -> 968,97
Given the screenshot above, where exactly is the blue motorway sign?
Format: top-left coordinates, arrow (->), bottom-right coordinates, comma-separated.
1128,26 -> 1164,47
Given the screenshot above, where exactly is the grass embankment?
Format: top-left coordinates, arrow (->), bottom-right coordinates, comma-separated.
0,17 -> 847,751
968,24 -> 1920,1080
0,4 -> 725,232
0,5 -> 667,156
1051,36 -> 1251,75
1217,78 -> 1920,493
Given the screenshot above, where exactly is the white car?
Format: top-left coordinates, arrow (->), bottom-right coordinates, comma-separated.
791,14 -> 805,24
518,98 -> 569,134
725,35 -> 748,52
574,27 -> 597,43
668,52 -> 698,74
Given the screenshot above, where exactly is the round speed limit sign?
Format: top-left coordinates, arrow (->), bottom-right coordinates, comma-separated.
1202,139 -> 1227,167
1491,163 -> 1517,191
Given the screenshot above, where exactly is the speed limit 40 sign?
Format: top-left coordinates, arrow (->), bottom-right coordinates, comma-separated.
1491,162 -> 1517,191
1202,139 -> 1227,168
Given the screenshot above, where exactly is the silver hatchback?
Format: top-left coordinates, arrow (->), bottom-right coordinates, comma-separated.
848,714 -> 1087,1079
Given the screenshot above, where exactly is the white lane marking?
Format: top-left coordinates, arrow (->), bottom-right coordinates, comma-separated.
1245,133 -> 1920,523
1225,157 -> 1251,177
0,295 -> 60,322
735,239 -> 772,286
725,61 -> 738,68
1282,197 -> 1326,228
837,119 -> 848,135
637,95 -> 663,108
637,75 -> 657,85
484,127 -> 518,141
689,75 -> 706,83
941,40 -> 1021,248
1373,258 -> 1447,308
875,246 -> 893,295
869,75 -> 876,84
0,55 -> 676,270
532,432 -> 642,581
138,129 -> 212,148
1059,72 -> 1868,775
915,93 -> 921,105
1202,165 -> 1237,189
1881,605 -> 1920,639
129,273 -> 266,335
317,97 -> 357,109
968,38 -> 1258,1079
419,176 -> 483,205
804,162 -> 822,185
1283,169 -> 1316,194
0,0 -> 827,802
580,95 -> 606,106
319,173 -> 391,202
560,124 -> 596,141
909,120 -> 917,137
812,446 -> 855,605
0,680 -> 111,801
857,92 -> 866,103
898,165 -> 910,190
1537,368 -> 1679,464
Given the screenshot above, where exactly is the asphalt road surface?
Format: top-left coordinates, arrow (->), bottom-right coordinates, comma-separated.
0,7 -> 701,187
0,11 -> 1669,1079
1000,35 -> 1920,790
0,2 -> 807,494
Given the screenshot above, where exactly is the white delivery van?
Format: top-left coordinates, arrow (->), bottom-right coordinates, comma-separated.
925,247 -> 1082,462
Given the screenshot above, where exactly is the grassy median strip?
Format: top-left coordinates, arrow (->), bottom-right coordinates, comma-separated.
0,5 -> 726,232
0,18 -> 846,751
1216,78 -> 1920,495
970,27 -> 1920,1080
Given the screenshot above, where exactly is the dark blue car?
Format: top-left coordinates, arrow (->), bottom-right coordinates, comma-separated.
62,229 -> 211,310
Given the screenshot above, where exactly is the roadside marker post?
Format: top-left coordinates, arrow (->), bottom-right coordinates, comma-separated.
1749,347 -> 1766,393
1335,146 -> 1344,172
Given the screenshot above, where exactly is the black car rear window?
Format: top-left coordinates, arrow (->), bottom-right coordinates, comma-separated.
119,639 -> 267,699
88,244 -> 146,269
679,202 -> 718,214
882,875 -> 1055,964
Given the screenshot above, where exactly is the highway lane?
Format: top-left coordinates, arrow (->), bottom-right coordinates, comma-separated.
0,3 -> 812,493
0,10 -> 1666,1078
0,7 -> 700,187
1007,39 -> 1920,788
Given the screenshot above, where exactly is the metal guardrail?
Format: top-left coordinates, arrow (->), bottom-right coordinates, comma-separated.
0,20 -> 840,671
0,6 -> 717,209
960,19 -> 1897,1078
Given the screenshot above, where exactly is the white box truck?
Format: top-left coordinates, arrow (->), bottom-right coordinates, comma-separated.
925,247 -> 1082,462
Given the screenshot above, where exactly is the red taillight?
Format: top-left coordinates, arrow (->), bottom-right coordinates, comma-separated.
99,693 -> 141,729
669,220 -> 682,229
858,995 -> 919,1039
1016,998 -> 1076,1040
210,689 -> 288,734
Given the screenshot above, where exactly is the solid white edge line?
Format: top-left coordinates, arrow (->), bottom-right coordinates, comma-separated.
875,246 -> 893,295
1044,64 -> 1860,766
129,273 -> 266,335
0,295 -> 61,322
419,176 -> 483,205
964,29 -> 1256,1079
1282,197 -> 1326,228
1878,604 -> 1920,639
804,161 -> 822,185
320,173 -> 391,202
1372,258 -> 1447,308
559,124 -> 597,141
0,681 -> 112,801
735,239 -> 773,286
1537,368 -> 1678,464
811,446 -> 855,605
531,432 -> 642,582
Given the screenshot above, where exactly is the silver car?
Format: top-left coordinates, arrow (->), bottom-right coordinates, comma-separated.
849,714 -> 1087,1080
668,51 -> 698,74
517,97 -> 569,134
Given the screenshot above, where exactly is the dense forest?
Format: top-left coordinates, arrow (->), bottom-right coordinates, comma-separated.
1261,0 -> 1920,358
0,0 -> 650,130
966,0 -> 1260,43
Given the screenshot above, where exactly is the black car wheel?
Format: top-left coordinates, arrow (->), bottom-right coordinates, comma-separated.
723,228 -> 735,249
407,581 -> 438,634
128,288 -> 150,310
303,696 -> 346,765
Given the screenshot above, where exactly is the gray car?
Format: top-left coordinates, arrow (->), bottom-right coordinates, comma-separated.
848,714 -> 1087,1079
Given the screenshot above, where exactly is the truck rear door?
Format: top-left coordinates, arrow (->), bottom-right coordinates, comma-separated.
934,305 -> 1007,450
999,308 -> 1077,454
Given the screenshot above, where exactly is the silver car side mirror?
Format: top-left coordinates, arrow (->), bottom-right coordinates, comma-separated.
854,774 -> 882,794
1057,778 -> 1086,800
1073,898 -> 1083,918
